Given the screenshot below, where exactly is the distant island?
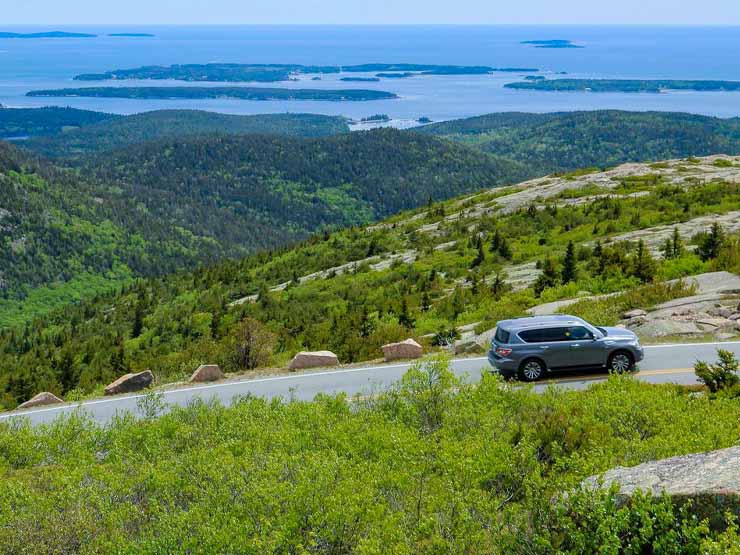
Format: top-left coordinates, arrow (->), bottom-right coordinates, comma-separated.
524,75 -> 545,81
376,72 -> 415,79
72,63 -> 539,83
521,39 -> 584,49
26,86 -> 398,101
505,78 -> 740,93
0,31 -> 97,39
108,33 -> 155,37
360,114 -> 391,122
340,77 -> 381,82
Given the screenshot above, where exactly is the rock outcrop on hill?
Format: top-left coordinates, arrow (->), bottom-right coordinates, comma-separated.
104,370 -> 154,395
584,446 -> 740,527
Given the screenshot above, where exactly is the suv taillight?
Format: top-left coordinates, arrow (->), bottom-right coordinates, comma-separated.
496,347 -> 512,357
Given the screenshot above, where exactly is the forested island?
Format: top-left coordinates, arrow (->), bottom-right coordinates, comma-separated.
521,39 -> 584,48
340,77 -> 381,82
26,86 -> 398,101
73,62 -> 540,83
0,31 -> 96,38
108,33 -> 155,37
505,78 -> 740,92
376,72 -> 415,79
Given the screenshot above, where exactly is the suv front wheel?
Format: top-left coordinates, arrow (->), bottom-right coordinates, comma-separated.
518,359 -> 545,382
608,351 -> 634,374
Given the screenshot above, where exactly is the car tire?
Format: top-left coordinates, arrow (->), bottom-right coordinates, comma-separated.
608,351 -> 634,374
518,358 -> 545,382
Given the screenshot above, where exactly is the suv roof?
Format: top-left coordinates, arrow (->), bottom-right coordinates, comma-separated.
497,315 -> 587,331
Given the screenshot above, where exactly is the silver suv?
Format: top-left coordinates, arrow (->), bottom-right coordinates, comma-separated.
487,315 -> 644,381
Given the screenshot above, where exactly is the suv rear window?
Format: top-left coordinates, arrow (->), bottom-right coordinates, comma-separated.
494,327 -> 510,343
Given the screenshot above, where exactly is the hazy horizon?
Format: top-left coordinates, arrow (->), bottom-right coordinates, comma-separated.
4,0 -> 740,26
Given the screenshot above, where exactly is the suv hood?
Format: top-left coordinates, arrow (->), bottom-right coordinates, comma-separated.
601,326 -> 638,340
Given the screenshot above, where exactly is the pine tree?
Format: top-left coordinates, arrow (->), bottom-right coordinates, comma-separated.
671,227 -> 684,258
534,257 -> 559,297
491,273 -> 505,298
489,229 -> 501,252
698,223 -> 724,261
498,236 -> 512,260
421,291 -> 432,312
470,238 -> 485,268
561,241 -> 577,283
398,298 -> 415,329
631,240 -> 656,283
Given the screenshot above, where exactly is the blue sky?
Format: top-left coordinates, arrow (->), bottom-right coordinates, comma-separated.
4,0 -> 740,25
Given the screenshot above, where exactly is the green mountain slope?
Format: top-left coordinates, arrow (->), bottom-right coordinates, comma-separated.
418,110 -> 740,173
21,110 -> 350,158
2,154 -> 737,408
0,130 -> 521,328
0,107 -> 117,139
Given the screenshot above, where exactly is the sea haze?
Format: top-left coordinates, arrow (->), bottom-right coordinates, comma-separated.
1,25 -> 739,121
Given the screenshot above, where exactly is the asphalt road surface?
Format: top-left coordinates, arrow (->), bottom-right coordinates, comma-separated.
3,341 -> 739,426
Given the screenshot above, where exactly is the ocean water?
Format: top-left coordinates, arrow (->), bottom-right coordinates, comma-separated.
1,25 -> 739,122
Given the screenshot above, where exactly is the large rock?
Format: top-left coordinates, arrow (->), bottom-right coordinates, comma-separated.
382,339 -> 423,361
288,351 -> 339,371
104,370 -> 154,396
189,364 -> 224,383
584,446 -> 740,527
17,392 -> 63,410
622,308 -> 647,319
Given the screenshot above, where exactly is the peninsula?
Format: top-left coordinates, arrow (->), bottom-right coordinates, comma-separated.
505,78 -> 740,93
0,31 -> 97,38
521,39 -> 584,48
108,33 -> 156,37
26,86 -> 399,101
72,63 -> 540,83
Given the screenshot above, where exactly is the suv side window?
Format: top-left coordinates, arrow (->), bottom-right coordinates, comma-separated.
518,328 -> 557,343
567,326 -> 594,340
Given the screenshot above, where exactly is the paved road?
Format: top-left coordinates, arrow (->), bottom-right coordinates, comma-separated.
2,341 -> 739,426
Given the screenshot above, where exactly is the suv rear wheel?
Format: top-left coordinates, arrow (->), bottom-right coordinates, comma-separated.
518,359 -> 545,382
608,351 -> 633,374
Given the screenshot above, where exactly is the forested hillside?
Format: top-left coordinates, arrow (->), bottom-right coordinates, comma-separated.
0,106 -> 117,139
418,110 -> 740,173
2,155 -> 737,408
21,110 -> 350,158
0,129 -> 520,327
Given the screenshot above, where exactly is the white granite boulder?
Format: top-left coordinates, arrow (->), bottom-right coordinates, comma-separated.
104,370 -> 154,395
288,351 -> 339,371
17,392 -> 64,410
382,339 -> 424,361
189,364 -> 224,383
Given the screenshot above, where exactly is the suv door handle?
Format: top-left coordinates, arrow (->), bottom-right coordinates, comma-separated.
571,344 -> 581,348
539,345 -> 549,350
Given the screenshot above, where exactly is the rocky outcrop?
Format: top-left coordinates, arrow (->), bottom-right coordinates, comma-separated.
17,392 -> 63,410
382,339 -> 423,361
584,446 -> 740,527
189,364 -> 224,383
288,351 -> 339,371
104,370 -> 154,396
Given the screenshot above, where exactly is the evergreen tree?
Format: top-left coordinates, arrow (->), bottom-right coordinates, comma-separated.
631,240 -> 656,283
398,298 -> 415,329
421,291 -> 432,312
489,229 -> 501,253
534,257 -> 559,297
561,241 -> 577,283
470,238 -> 485,268
697,223 -> 724,261
671,227 -> 684,258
